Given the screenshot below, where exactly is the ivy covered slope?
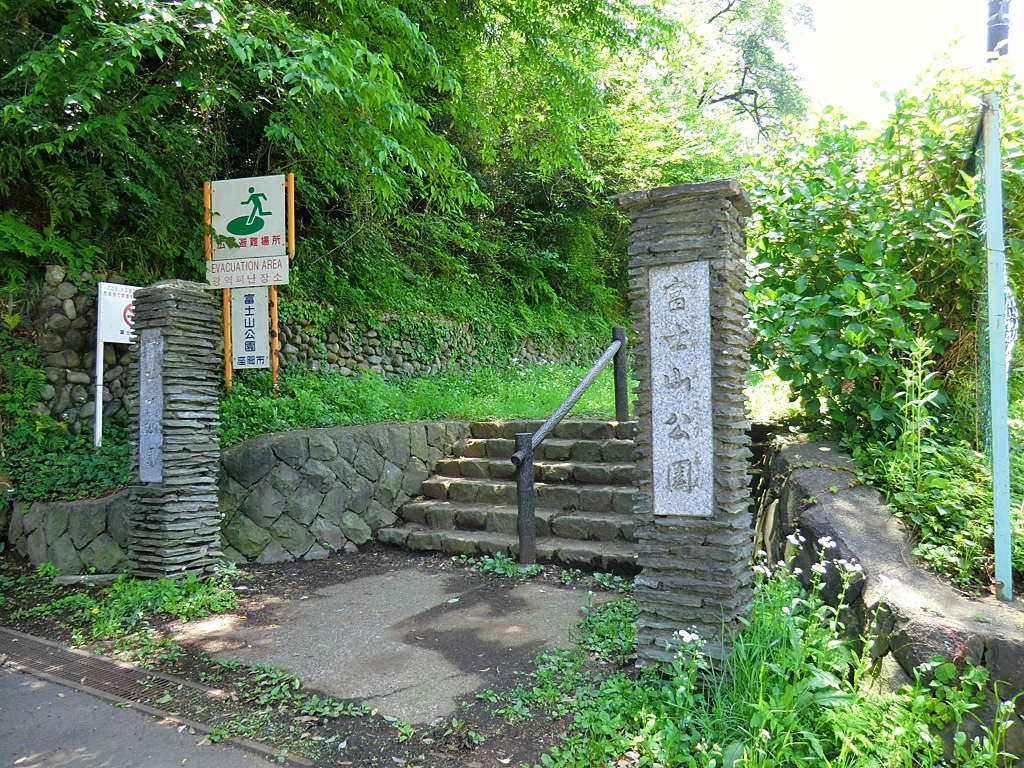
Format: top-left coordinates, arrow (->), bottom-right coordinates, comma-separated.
1,0 -> 807,347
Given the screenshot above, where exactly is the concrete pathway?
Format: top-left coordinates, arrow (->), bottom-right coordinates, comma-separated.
0,667 -> 269,768
175,568 -> 603,724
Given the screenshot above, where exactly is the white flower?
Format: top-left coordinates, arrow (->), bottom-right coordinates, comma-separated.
675,629 -> 700,644
781,606 -> 791,615
756,549 -> 768,559
760,729 -> 770,741
793,567 -> 803,575
786,533 -> 802,547
817,536 -> 837,549
812,562 -> 828,575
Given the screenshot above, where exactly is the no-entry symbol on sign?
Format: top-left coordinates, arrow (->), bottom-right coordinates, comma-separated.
97,283 -> 140,343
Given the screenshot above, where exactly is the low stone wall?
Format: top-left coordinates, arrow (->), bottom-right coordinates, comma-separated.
7,490 -> 131,574
216,421 -> 468,564
5,422 -> 469,573
277,316 -> 594,377
759,441 -> 1024,754
27,267 -> 601,431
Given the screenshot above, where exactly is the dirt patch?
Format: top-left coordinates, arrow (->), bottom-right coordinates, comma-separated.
0,543 -> 624,767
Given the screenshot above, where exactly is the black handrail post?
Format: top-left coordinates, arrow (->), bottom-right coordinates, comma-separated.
613,327 -> 628,422
514,432 -> 537,565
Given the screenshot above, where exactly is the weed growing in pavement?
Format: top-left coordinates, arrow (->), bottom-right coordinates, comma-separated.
574,597 -> 637,665
592,572 -> 634,594
451,552 -> 544,580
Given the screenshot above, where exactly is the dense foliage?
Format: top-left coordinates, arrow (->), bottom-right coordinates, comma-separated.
748,59 -> 1024,444
492,552 -> 1016,767
1,0 -> 806,338
748,59 -> 1024,588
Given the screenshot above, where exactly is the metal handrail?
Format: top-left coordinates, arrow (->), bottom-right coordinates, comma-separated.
511,327 -> 629,564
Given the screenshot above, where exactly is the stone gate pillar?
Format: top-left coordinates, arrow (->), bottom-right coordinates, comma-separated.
128,280 -> 222,578
612,180 -> 753,666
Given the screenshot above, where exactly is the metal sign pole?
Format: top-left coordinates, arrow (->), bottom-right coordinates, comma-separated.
93,330 -> 104,447
983,93 -> 1013,602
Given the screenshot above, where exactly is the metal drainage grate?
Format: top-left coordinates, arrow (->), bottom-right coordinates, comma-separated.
0,626 -> 225,703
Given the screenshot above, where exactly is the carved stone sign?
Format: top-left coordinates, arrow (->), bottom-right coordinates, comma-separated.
137,329 -> 164,483
612,179 -> 754,667
649,261 -> 713,517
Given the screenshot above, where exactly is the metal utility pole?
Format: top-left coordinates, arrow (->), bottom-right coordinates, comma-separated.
984,0 -> 1012,601
988,0 -> 1011,58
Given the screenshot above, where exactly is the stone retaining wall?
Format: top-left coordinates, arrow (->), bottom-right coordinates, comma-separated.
217,421 -> 468,564
28,268 -> 602,431
5,421 -> 468,573
7,490 -> 131,574
33,266 -> 133,433
277,316 -> 593,377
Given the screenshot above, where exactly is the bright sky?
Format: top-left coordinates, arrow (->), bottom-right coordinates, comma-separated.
785,0 -> 1020,122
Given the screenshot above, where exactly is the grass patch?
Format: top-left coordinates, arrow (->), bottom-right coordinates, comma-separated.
3,564 -> 238,644
484,554 -> 1018,768
219,362 -> 624,446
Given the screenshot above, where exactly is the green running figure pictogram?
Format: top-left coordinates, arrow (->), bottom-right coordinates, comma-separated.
226,186 -> 274,236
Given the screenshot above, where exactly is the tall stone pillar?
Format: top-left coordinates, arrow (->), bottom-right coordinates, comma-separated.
128,280 -> 222,578
612,180 -> 753,666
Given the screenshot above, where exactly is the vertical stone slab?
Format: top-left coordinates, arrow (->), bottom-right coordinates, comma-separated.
127,281 -> 222,578
612,179 -> 753,666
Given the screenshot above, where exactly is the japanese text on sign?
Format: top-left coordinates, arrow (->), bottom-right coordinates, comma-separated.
97,282 -> 141,343
648,261 -> 714,517
230,286 -> 270,369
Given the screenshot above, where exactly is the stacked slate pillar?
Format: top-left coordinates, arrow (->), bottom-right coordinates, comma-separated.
612,179 -> 753,666
128,280 -> 222,578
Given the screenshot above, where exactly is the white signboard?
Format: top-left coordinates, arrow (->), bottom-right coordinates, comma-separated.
210,175 -> 287,260
649,261 -> 714,517
97,282 -> 141,343
207,255 -> 289,288
231,286 -> 270,369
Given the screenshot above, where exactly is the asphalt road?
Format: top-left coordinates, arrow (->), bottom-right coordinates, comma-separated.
0,667 -> 270,768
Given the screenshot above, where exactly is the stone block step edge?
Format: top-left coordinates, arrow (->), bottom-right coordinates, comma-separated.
468,420 -> 638,441
399,500 -> 637,542
376,526 -> 640,574
433,457 -> 636,485
418,478 -> 637,513
451,437 -> 637,463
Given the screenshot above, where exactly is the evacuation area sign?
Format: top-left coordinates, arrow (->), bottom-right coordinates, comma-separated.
208,174 -> 289,287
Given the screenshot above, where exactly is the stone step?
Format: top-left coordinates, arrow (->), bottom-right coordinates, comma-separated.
468,419 -> 637,441
432,457 -> 635,485
451,437 -> 636,463
376,525 -> 639,574
401,500 -> 636,542
418,477 -> 636,513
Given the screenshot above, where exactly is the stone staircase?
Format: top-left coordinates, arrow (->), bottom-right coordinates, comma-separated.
377,419 -> 641,574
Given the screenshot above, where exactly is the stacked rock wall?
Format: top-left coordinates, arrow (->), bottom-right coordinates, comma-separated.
32,266 -> 133,433
6,491 -> 132,574
28,269 -> 602,427
277,316 -> 595,377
